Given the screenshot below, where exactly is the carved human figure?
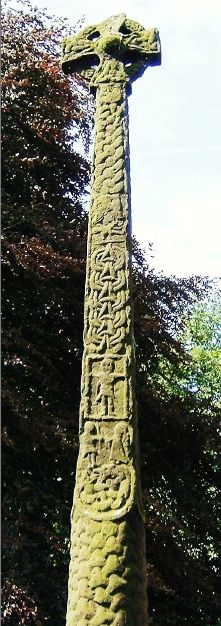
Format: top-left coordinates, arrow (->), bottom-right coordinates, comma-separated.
95,358 -> 115,414
81,421 -> 98,467
109,422 -> 132,462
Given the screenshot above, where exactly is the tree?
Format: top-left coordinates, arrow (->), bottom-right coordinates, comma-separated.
136,281 -> 221,625
180,294 -> 221,407
1,2 -> 91,623
154,288 -> 221,407
2,2 -> 220,625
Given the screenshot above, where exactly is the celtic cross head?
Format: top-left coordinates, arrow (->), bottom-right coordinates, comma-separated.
62,13 -> 161,90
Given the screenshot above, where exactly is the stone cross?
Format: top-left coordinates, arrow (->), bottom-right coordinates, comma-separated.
62,14 -> 161,626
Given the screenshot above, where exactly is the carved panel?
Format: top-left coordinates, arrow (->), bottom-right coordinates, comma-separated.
75,420 -> 136,520
85,243 -> 131,356
81,354 -> 133,422
90,195 -> 127,245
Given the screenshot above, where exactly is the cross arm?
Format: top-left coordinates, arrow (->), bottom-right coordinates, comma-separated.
61,14 -> 161,88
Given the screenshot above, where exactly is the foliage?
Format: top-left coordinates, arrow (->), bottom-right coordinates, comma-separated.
181,295 -> 221,406
1,2 -> 90,623
136,283 -> 221,625
154,290 -> 221,408
1,2 -> 220,626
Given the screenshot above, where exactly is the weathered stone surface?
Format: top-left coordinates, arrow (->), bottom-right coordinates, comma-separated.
62,13 -> 161,87
62,13 -> 161,626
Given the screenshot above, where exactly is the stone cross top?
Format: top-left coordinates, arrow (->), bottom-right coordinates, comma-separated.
62,14 -> 161,626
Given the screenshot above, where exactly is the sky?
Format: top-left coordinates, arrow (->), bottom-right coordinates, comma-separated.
37,0 -> 221,277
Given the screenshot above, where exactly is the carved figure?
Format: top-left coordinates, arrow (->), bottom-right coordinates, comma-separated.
61,12 -> 161,626
95,358 -> 115,414
109,422 -> 132,462
81,421 -> 98,467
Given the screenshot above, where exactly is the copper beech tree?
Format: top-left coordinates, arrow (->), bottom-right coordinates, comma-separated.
2,2 -> 90,623
1,3 -> 220,626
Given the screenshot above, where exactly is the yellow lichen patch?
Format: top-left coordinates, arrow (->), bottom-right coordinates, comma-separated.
94,586 -> 109,605
91,605 -> 115,626
106,573 -> 126,595
103,554 -> 121,577
75,596 -> 94,620
89,549 -> 106,567
103,536 -> 122,556
90,569 -> 108,590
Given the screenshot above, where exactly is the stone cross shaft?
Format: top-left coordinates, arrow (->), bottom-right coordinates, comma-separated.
62,14 -> 161,626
